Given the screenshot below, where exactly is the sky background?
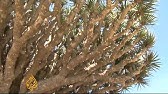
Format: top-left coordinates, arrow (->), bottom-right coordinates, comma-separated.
129,0 -> 168,93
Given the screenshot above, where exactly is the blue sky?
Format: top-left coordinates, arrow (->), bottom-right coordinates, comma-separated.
129,0 -> 168,93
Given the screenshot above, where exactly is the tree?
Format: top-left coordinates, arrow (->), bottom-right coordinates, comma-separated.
0,0 -> 160,93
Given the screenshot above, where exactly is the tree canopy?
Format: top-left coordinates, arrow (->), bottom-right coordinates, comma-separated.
0,0 -> 160,93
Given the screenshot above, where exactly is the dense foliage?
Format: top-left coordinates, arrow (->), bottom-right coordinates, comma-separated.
0,0 -> 159,93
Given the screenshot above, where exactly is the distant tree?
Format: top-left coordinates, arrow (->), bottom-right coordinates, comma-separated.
0,0 -> 160,93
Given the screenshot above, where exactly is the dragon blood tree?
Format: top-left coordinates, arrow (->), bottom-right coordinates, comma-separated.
0,0 -> 160,93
